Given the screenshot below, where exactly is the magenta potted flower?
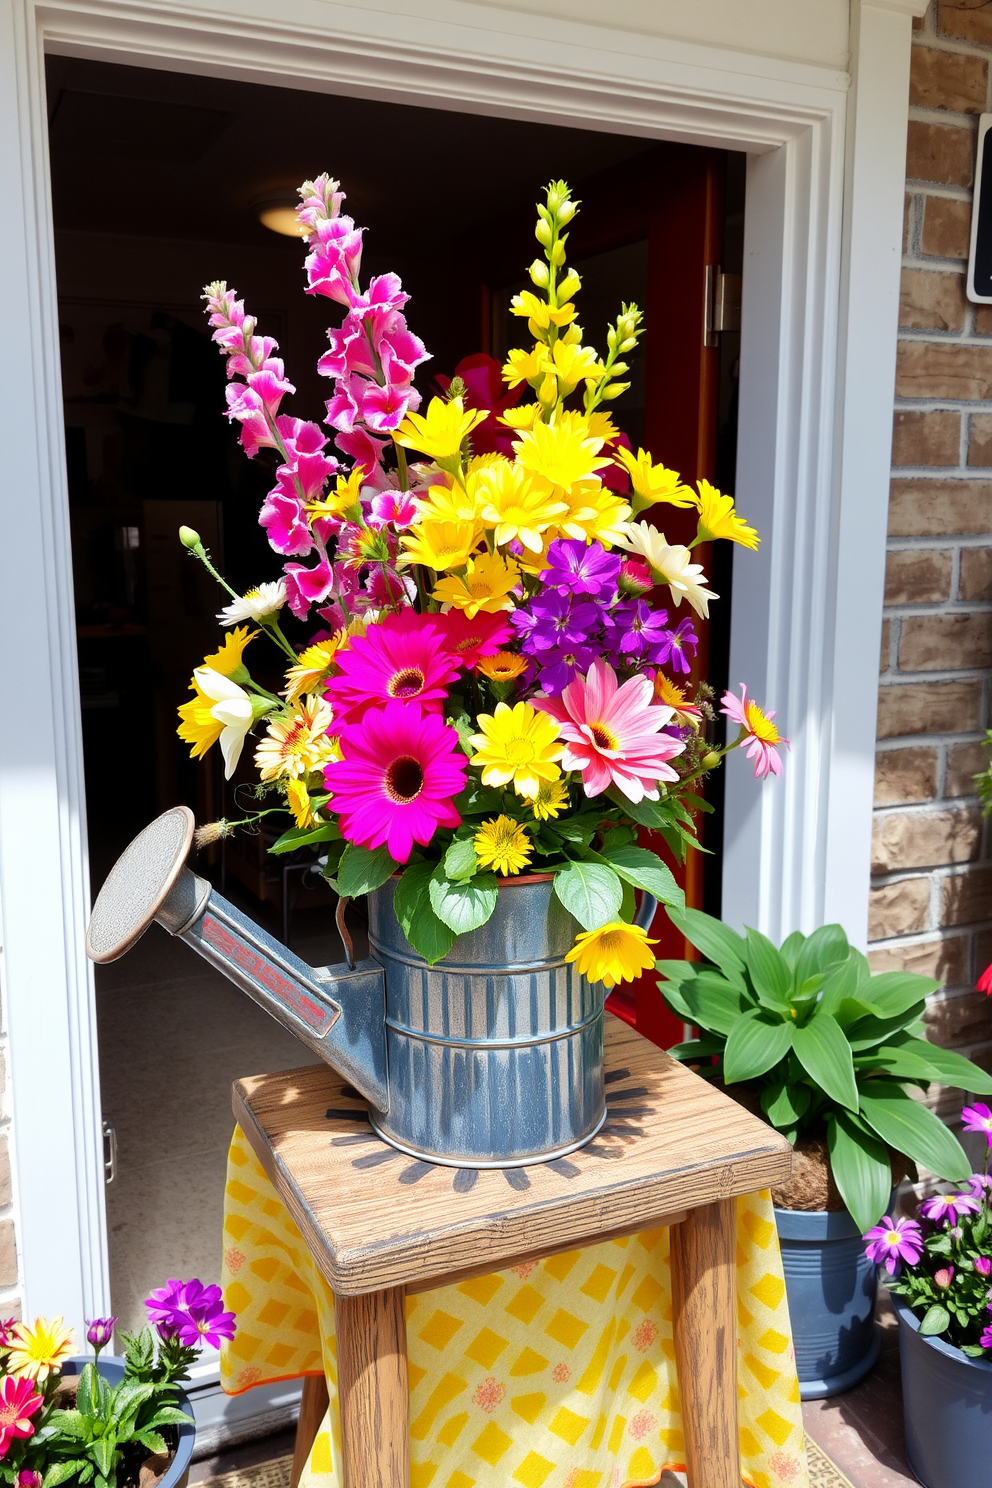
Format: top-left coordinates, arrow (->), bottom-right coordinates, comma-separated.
865,1103 -> 992,1488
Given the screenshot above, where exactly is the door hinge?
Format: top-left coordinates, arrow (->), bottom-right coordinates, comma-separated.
704,267 -> 742,347
103,1120 -> 117,1185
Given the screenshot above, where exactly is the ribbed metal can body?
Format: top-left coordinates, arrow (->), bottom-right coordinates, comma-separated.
366,877 -> 605,1167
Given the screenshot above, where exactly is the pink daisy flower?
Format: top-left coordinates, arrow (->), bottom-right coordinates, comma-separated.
436,610 -> 512,670
325,701 -> 467,863
533,658 -> 685,803
720,683 -> 788,780
324,610 -> 461,723
863,1215 -> 923,1274
920,1192 -> 981,1225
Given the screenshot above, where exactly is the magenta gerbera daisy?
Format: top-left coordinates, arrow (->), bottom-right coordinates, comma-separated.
324,610 -> 462,723
325,701 -> 468,862
435,609 -> 512,670
533,657 -> 685,802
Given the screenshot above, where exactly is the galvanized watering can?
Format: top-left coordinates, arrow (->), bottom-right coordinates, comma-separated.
86,807 -> 657,1168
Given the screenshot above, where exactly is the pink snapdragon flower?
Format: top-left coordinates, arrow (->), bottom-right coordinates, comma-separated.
283,557 -> 336,619
533,658 -> 685,803
863,1215 -> 924,1275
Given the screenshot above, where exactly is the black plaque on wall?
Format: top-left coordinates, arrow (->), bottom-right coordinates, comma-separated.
968,114 -> 992,303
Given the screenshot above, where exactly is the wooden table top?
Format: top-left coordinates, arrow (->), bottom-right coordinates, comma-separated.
233,1016 -> 793,1296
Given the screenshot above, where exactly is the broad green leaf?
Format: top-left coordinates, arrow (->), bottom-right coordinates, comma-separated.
761,1081 -> 810,1127
337,843 -> 400,897
76,1363 -> 99,1417
391,861 -> 435,937
854,1044 -> 938,1081
860,972 -> 941,1020
443,837 -> 479,882
666,1034 -> 724,1061
135,1432 -> 167,1455
744,927 -> 792,1007
429,868 -> 498,935
269,822 -> 341,854
554,816 -> 602,849
44,1465 -> 86,1488
655,960 -> 697,985
827,1110 -> 892,1232
793,923 -> 850,985
677,973 -> 749,1038
898,1037 -> 992,1095
405,896 -> 458,965
792,1012 -> 859,1112
89,1441 -> 116,1481
846,1003 -> 929,1051
919,1304 -> 951,1337
858,1082 -> 971,1180
779,930 -> 806,969
666,907 -> 748,988
818,956 -> 870,1021
598,845 -> 684,911
142,1407 -> 194,1427
657,975 -> 701,1026
553,861 -> 623,930
722,1009 -> 794,1084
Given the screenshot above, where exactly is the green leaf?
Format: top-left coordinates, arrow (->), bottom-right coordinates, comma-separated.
269,822 -> 341,854
818,955 -> 870,1021
657,975 -> 702,1026
744,928 -> 792,1008
598,845 -> 684,911
854,1040 -> 944,1082
793,923 -> 850,985
857,1082 -> 971,1181
429,867 -> 498,935
140,1407 -> 194,1428
666,1034 -> 724,1061
761,1081 -> 810,1128
89,1441 -> 117,1481
405,896 -> 458,965
899,1038 -> 992,1095
919,1304 -> 951,1337
391,861 -> 436,937
554,816 -> 602,849
44,1465 -> 86,1488
779,930 -> 806,969
655,960 -> 697,986
76,1364 -> 99,1418
722,1009 -> 794,1084
860,972 -> 941,1020
792,1012 -> 859,1112
443,837 -> 479,882
135,1432 -> 167,1455
677,972 -> 749,1037
337,844 -> 400,897
846,1003 -> 929,1050
553,861 -> 623,930
827,1110 -> 892,1232
666,907 -> 748,989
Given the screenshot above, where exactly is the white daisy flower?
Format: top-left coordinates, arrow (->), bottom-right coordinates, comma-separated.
218,579 -> 287,625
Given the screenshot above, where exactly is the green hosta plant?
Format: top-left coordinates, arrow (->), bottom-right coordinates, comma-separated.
658,907 -> 992,1232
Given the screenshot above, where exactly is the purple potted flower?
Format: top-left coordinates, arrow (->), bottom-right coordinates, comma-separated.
864,1105 -> 992,1488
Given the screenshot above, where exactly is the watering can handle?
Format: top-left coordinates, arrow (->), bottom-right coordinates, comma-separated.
634,893 -> 659,932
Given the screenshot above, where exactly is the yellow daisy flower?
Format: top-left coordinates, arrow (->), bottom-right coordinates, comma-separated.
399,519 -> 480,571
474,816 -> 533,877
203,626 -> 258,680
530,779 -> 569,820
586,411 -> 620,443
8,1317 -> 75,1380
469,701 -> 563,800
393,396 -> 487,464
306,466 -> 364,522
565,921 -> 659,988
499,404 -> 542,431
474,462 -> 568,552
614,446 -> 696,514
285,777 -> 319,829
478,650 -> 528,683
433,552 -> 519,617
549,339 -> 604,396
653,674 -> 703,729
502,345 -> 551,388
254,696 -> 335,782
284,639 -> 342,704
513,411 -> 611,492
414,481 -> 483,524
559,483 -> 632,547
694,478 -> 760,550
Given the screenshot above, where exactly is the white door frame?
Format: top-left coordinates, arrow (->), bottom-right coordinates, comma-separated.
0,0 -> 923,1332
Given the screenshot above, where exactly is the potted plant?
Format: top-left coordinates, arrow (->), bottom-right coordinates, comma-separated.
0,1278 -> 234,1488
658,908 -> 992,1397
864,1103 -> 992,1488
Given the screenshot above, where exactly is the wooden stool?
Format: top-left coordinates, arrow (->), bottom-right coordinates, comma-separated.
234,1016 -> 792,1488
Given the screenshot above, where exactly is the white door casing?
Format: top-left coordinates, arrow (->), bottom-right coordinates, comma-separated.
0,0 -> 925,1334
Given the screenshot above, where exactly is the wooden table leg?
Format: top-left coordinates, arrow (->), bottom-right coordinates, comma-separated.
670,1199 -> 741,1488
336,1286 -> 410,1488
291,1372 -> 330,1488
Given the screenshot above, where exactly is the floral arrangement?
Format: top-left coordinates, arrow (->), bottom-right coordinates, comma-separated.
178,173 -> 784,982
659,911 -> 992,1230
0,1280 -> 234,1488
864,1103 -> 992,1356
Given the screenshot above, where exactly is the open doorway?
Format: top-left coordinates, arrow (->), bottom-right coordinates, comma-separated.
48,47 -> 741,1430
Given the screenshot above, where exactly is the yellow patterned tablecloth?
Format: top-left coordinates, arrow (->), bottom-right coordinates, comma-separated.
220,1126 -> 809,1488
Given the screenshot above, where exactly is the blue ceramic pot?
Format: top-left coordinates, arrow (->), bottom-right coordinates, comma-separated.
61,1357 -> 195,1488
894,1295 -> 992,1488
774,1206 -> 881,1398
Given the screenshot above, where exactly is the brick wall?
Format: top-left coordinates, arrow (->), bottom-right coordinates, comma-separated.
871,0 -> 992,1096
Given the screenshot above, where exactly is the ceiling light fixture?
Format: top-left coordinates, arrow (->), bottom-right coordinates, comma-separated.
254,195 -> 306,238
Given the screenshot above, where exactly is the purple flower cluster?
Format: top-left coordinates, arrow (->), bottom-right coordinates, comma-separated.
509,538 -> 698,695
145,1278 -> 237,1351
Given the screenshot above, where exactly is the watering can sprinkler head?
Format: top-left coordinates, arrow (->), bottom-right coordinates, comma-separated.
85,807 -> 389,1113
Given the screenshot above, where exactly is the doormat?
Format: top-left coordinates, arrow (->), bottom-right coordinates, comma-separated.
807,1436 -> 857,1487
195,1454 -> 292,1488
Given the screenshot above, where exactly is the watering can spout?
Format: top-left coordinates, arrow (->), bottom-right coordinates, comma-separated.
85,807 -> 388,1113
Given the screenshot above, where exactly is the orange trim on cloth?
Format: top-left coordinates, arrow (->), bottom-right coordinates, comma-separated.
221,1126 -> 809,1488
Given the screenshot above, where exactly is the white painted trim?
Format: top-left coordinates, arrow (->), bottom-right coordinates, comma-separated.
0,0 -> 912,1344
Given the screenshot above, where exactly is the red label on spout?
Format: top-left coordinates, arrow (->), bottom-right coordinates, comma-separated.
200,915 -> 334,1034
